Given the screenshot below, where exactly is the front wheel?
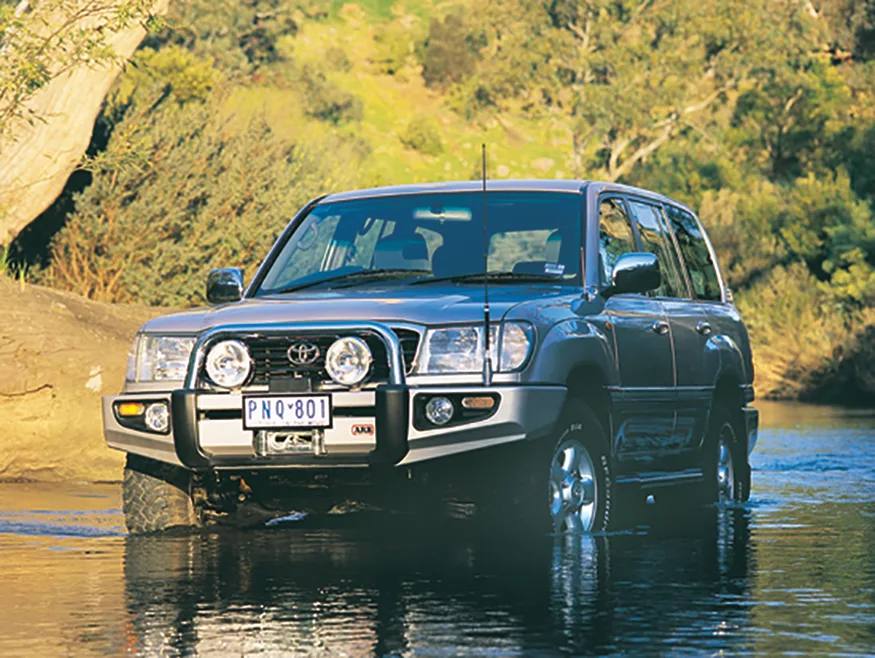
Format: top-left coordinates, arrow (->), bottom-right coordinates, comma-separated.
122,454 -> 200,534
540,403 -> 613,533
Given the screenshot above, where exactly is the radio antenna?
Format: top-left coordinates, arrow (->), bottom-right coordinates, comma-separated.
481,144 -> 493,386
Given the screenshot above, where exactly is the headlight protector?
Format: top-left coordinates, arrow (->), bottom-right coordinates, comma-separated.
129,334 -> 196,383
417,322 -> 534,374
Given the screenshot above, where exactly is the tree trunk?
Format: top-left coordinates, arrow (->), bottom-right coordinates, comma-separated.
0,0 -> 169,246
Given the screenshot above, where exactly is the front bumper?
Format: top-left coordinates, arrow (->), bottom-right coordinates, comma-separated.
103,385 -> 567,471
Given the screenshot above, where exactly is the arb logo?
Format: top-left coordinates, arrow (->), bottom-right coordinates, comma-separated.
351,423 -> 375,437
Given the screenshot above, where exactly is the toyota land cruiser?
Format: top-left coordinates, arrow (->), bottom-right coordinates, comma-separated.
103,180 -> 758,534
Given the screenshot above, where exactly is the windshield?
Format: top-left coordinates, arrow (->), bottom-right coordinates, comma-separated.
255,191 -> 582,295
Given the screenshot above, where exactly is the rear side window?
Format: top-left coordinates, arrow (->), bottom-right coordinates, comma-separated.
664,205 -> 722,301
628,200 -> 686,298
598,198 -> 636,285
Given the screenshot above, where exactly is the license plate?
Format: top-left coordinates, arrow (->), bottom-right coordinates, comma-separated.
243,395 -> 332,430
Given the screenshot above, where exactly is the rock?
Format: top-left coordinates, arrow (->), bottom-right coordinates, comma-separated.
0,279 -> 164,482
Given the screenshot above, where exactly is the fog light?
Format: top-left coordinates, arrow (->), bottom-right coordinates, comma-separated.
144,402 -> 169,433
425,396 -> 454,425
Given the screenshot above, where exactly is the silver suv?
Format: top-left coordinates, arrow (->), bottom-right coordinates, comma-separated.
103,180 -> 758,534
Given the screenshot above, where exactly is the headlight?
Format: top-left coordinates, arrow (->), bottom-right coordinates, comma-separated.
417,322 -> 534,374
325,336 -> 373,387
205,340 -> 252,389
129,335 -> 196,382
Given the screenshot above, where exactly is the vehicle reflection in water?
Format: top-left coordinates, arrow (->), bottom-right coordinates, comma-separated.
5,402 -> 871,655
123,506 -> 754,656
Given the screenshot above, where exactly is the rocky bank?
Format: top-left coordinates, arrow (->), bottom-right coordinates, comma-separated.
0,278 -> 161,482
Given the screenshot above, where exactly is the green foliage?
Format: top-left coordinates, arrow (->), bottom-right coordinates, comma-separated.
730,59 -> 851,180
325,47 -> 353,73
736,263 -> 850,399
400,116 -> 443,155
38,89 -> 362,306
148,0 -> 303,74
112,47 -> 218,108
421,13 -> 478,90
818,0 -> 875,61
297,65 -> 364,124
374,15 -> 424,75
20,0 -> 875,401
0,0 -> 155,139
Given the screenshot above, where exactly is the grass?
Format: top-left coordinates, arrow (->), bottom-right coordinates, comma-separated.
1,244 -> 29,291
219,6 -> 580,193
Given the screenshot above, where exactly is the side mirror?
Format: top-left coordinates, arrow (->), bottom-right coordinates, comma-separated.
206,267 -> 244,304
603,253 -> 660,298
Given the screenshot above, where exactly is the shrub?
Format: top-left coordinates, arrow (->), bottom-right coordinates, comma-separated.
374,17 -> 422,75
735,263 -> 849,399
298,65 -> 363,124
38,91 -> 361,307
421,14 -> 477,89
399,116 -> 444,156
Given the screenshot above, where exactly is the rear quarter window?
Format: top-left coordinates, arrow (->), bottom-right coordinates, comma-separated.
664,205 -> 722,301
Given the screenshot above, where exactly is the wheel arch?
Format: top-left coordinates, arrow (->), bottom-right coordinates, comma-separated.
712,372 -> 744,416
565,363 -> 613,445
710,373 -> 748,452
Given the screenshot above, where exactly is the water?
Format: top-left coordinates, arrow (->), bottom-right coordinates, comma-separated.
1,402 -> 874,656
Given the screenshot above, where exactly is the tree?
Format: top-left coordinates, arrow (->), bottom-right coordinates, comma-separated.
37,51 -> 363,306
0,0 -> 165,246
462,0 -> 823,182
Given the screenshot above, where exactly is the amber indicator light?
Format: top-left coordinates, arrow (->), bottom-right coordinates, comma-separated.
117,402 -> 145,417
461,396 -> 496,410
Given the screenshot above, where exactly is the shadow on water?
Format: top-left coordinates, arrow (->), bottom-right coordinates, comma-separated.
123,506 -> 755,656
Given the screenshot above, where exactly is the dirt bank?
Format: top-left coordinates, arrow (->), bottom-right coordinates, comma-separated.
0,278 -> 163,482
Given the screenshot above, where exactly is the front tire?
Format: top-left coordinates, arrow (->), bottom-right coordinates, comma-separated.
122,454 -> 199,534
540,402 -> 613,533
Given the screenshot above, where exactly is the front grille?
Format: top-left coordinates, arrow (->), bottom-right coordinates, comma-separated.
245,328 -> 420,386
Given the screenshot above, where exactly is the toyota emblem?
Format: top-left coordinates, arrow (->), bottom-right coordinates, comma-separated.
287,341 -> 321,366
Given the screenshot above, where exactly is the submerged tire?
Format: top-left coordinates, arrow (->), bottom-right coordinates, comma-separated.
487,401 -> 614,534
543,402 -> 614,533
703,406 -> 749,504
122,454 -> 199,534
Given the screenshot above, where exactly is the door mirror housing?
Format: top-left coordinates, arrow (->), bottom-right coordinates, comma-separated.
602,253 -> 660,298
206,267 -> 244,304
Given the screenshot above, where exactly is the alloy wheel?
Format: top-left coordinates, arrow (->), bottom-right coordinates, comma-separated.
549,439 -> 597,532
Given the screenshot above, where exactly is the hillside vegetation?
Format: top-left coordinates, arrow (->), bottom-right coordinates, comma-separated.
9,0 -> 875,402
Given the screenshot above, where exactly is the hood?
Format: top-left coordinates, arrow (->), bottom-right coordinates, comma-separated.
141,284 -> 571,334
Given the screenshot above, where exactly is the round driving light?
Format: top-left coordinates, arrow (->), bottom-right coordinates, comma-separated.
425,396 -> 454,426
144,402 -> 169,433
205,339 -> 252,388
325,336 -> 373,387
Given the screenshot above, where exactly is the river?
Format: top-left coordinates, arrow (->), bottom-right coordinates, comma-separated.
1,402 -> 873,656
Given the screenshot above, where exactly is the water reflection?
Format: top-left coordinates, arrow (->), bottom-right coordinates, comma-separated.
123,507 -> 754,656
4,403 -> 873,655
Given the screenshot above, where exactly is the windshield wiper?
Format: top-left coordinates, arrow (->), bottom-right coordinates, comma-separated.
411,271 -> 563,285
271,269 -> 432,294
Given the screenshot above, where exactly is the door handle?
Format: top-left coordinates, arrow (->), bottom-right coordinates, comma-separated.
651,320 -> 669,335
696,321 -> 712,336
